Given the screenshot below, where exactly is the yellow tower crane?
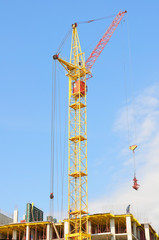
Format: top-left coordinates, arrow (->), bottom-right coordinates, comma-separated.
53,11 -> 127,240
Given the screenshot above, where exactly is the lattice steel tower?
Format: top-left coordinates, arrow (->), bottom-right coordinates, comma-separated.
53,23 -> 91,240
53,11 -> 127,240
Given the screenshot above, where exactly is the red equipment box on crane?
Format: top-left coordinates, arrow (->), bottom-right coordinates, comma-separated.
73,80 -> 87,96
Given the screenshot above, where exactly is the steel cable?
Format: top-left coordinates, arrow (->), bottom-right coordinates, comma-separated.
56,28 -> 72,55
77,14 -> 116,24
50,59 -> 57,218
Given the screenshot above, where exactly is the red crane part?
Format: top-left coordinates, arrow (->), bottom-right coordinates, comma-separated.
73,80 -> 87,96
132,177 -> 140,190
85,10 -> 127,70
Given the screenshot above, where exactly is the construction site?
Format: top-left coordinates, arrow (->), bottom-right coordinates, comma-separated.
1,5 -> 159,240
0,207 -> 159,240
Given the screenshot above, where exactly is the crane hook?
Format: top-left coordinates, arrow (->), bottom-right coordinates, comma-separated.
50,192 -> 54,199
132,176 -> 140,190
129,145 -> 140,190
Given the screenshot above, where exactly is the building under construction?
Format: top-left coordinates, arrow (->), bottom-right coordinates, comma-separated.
0,210 -> 158,240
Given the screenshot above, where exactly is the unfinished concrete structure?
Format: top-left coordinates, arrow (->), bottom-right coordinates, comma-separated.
0,211 -> 13,225
0,213 -> 158,240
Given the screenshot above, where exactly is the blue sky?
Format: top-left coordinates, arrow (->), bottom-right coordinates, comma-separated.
1,0 -> 159,230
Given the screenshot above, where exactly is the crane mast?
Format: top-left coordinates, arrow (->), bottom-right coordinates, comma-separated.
53,10 -> 127,240
67,23 -> 90,240
54,23 -> 91,240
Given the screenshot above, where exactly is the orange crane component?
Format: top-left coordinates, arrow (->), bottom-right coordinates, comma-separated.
133,177 -> 140,190
85,10 -> 127,70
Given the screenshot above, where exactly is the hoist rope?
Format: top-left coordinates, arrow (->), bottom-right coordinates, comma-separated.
133,151 -> 136,177
61,80 -> 68,220
126,18 -> 137,143
58,73 -> 62,222
77,14 -> 116,24
51,59 -> 68,221
121,17 -> 138,179
56,86 -> 59,220
56,28 -> 72,55
126,18 -> 138,179
50,59 -> 57,217
121,20 -> 130,146
56,65 -> 64,221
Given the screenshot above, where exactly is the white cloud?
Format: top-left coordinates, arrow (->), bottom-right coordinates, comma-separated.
89,83 -> 159,231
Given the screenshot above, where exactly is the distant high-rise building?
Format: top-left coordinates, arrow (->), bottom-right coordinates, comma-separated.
25,203 -> 43,222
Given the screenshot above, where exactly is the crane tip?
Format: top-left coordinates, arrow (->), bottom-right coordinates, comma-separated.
53,54 -> 59,60
72,23 -> 77,28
